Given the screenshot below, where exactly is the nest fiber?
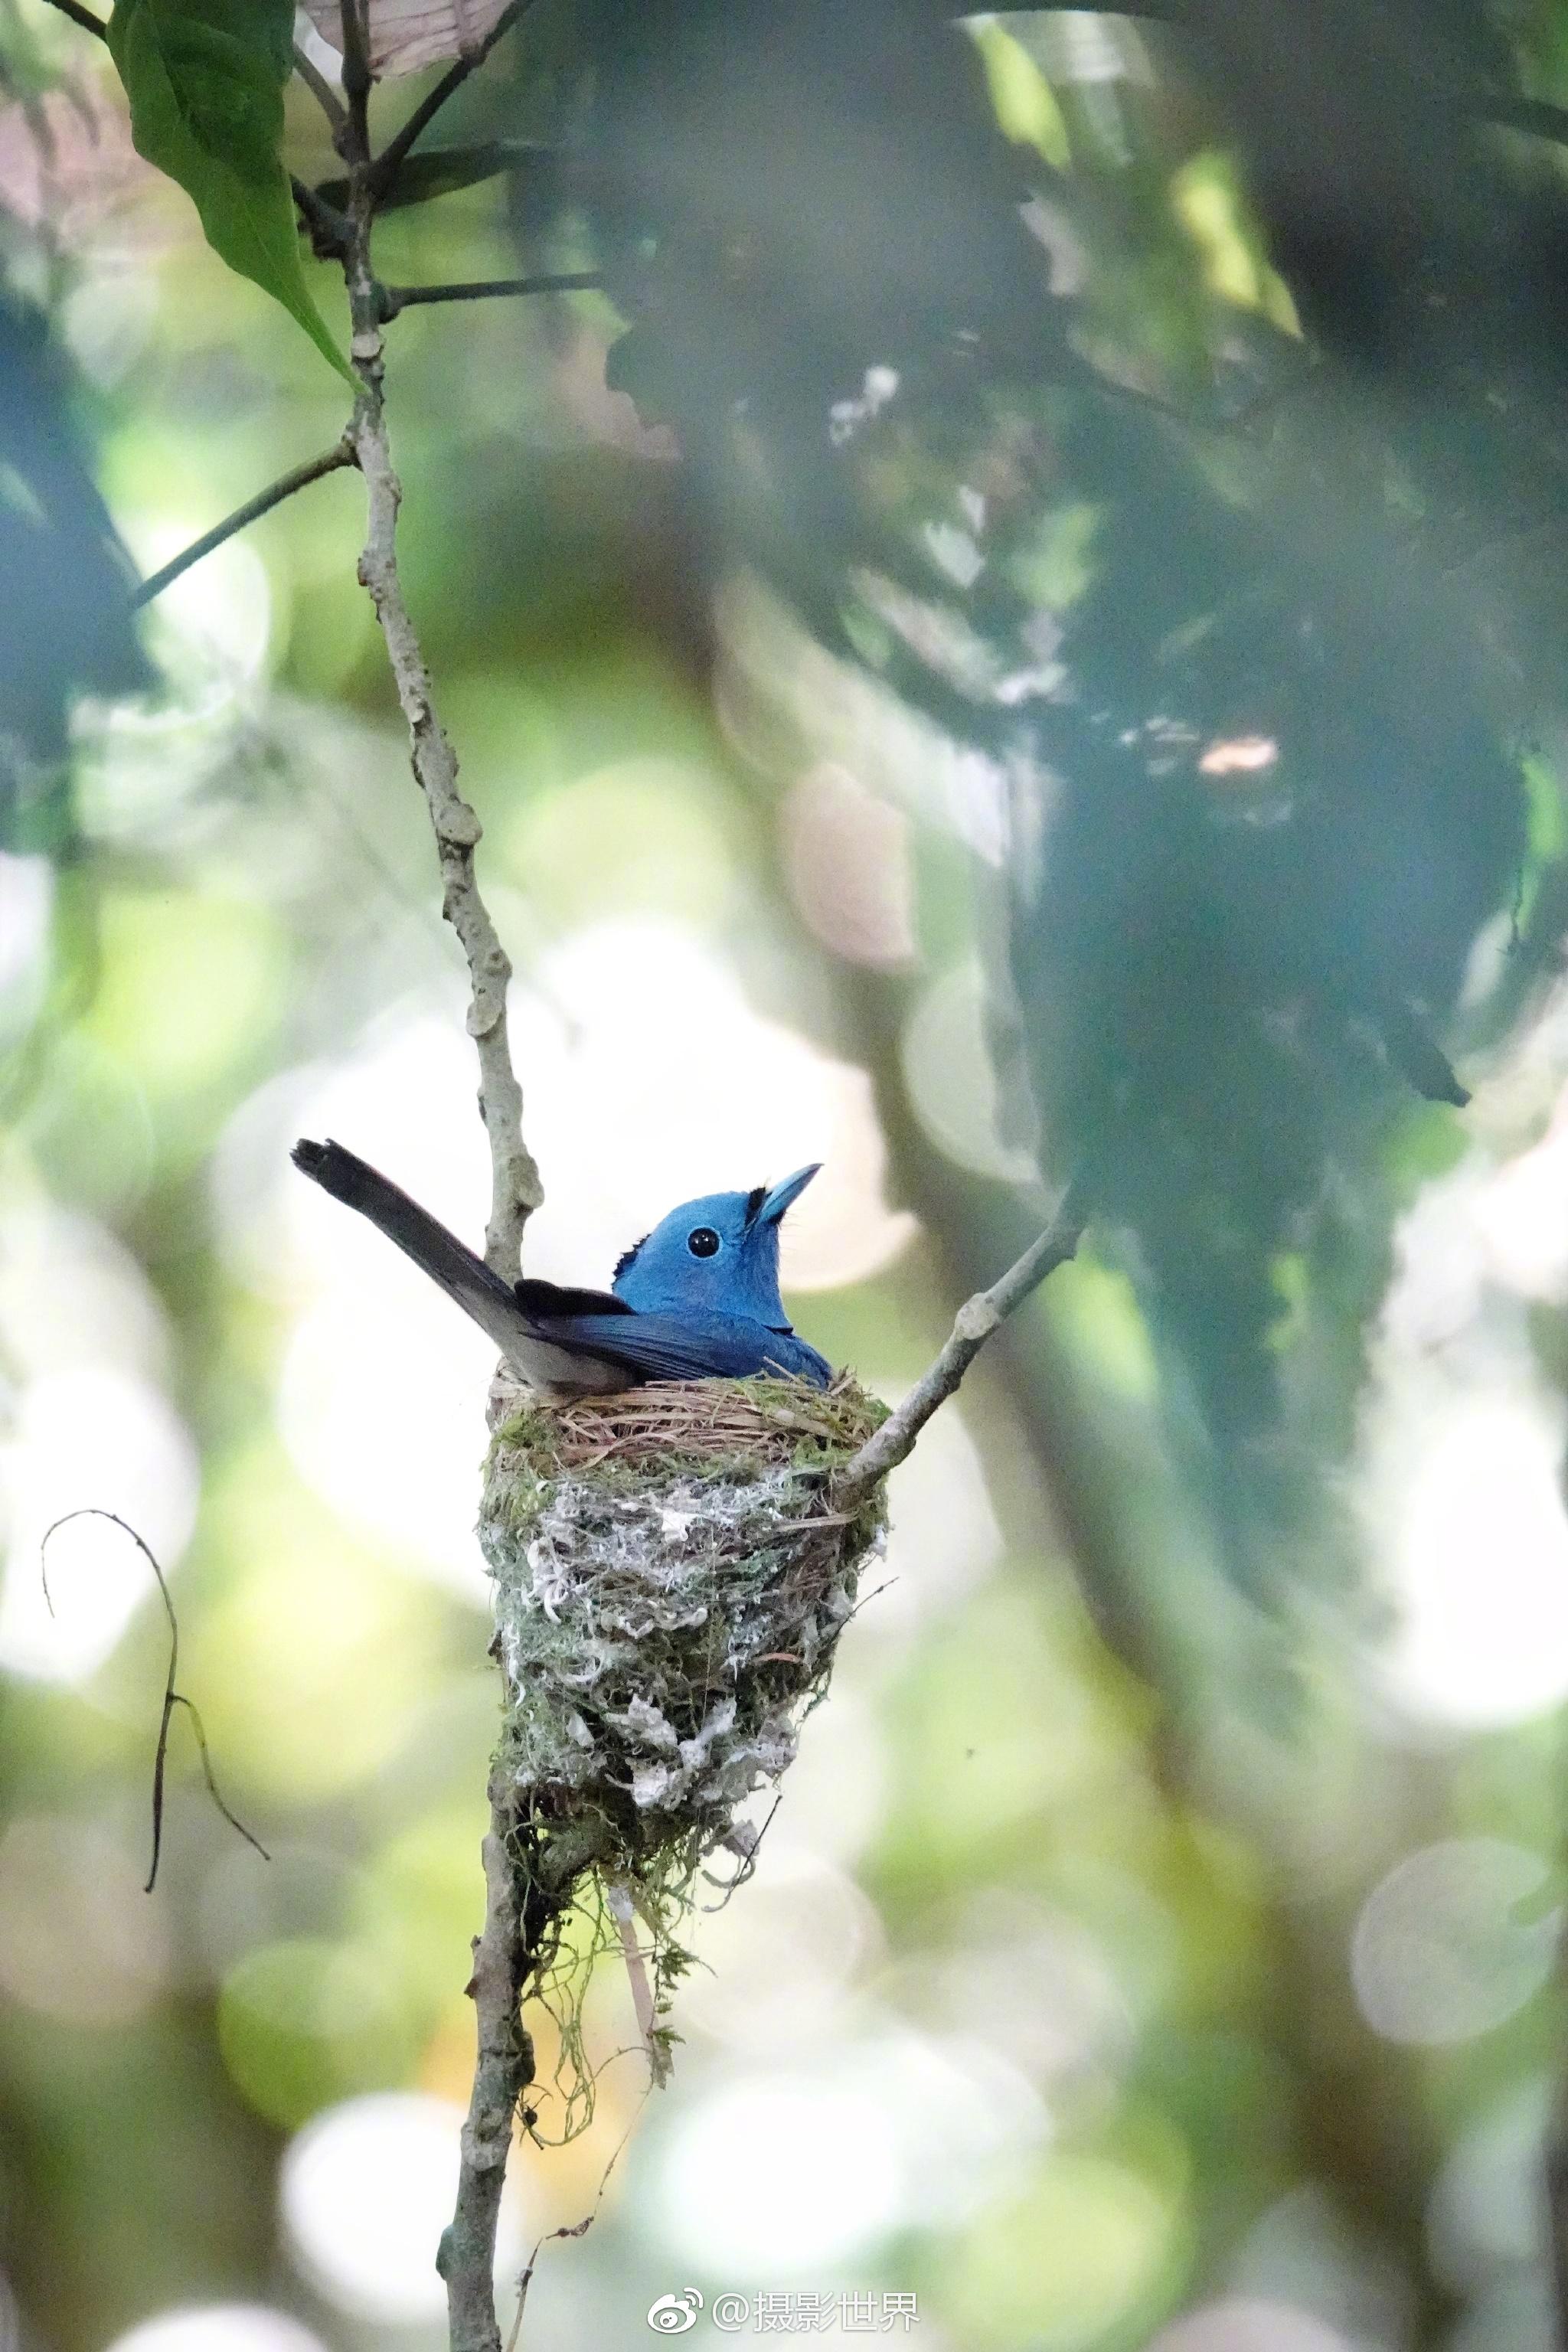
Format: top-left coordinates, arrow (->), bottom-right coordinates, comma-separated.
479,1374 -> 887,1911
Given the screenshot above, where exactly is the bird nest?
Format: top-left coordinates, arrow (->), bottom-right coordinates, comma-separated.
478,1370 -> 888,2079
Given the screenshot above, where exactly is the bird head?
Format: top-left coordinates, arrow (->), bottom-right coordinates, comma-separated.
610,1165 -> 821,1326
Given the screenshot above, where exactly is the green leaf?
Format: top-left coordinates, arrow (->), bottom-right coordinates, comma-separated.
106,0 -> 351,384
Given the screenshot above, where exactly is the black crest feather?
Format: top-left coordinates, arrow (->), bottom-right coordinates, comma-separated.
612,1233 -> 650,1282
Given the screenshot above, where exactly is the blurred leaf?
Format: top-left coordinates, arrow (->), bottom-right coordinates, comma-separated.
0,298 -> 151,851
969,18 -> 1072,172
86,890 -> 288,1100
1171,150 -> 1302,335
1517,753 -> 1568,933
318,137 -> 552,215
217,1937 -> 420,2127
106,0 -> 351,383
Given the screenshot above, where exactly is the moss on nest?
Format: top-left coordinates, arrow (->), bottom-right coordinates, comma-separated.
477,1370 -> 888,2069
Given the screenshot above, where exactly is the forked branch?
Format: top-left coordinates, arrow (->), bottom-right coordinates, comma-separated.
333,18 -> 547,2349
368,0 -> 534,202
41,10 -> 1084,2347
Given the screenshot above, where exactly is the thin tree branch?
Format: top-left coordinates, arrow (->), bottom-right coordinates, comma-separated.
832,1195 -> 1085,1509
1480,94 -> 1568,147
338,0 -> 373,160
131,439 -> 357,607
380,271 -> 603,318
368,0 -> 533,205
436,1767 -> 536,2352
38,0 -> 106,35
292,172 -> 353,260
294,41 -> 348,139
328,32 -> 547,2350
501,2109 -> 642,2352
336,3 -> 541,1282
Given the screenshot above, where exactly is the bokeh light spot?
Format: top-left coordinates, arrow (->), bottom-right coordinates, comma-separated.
0,851 -> 51,1016
650,2076 -> 903,2275
87,891 -> 286,1099
1351,1839 -> 1557,2046
0,1365 -> 198,1681
782,761 -> 917,969
0,1815 -> 168,2024
679,1851 -> 885,2050
1428,2076 -> 1550,2291
942,2153 -> 1183,2350
1374,1391 -> 1568,1729
104,2307 -> 328,2352
900,961 -> 1037,1184
503,759 -> 740,929
1150,2301 -> 1351,2352
282,2092 -> 525,2323
190,1487 -> 440,1799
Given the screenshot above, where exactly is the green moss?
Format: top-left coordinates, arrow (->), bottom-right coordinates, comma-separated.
475,1374 -> 889,2106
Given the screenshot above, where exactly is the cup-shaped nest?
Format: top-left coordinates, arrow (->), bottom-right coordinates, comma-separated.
479,1372 -> 888,1910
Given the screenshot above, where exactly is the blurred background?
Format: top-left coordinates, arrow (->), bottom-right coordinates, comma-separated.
5,2 -> 1568,2347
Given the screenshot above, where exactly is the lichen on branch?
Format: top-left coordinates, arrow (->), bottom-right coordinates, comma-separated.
336,9 -> 541,1278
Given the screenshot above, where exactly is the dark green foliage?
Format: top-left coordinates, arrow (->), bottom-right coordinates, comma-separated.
995,392 -> 1527,1572
0,299 -> 152,854
552,0 -> 1557,1589
581,0 -> 1073,397
1161,0 -> 1521,362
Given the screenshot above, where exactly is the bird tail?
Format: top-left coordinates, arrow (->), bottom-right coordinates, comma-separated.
290,1138 -> 537,1371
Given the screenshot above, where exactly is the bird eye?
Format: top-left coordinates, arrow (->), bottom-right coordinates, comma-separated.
687,1227 -> 721,1258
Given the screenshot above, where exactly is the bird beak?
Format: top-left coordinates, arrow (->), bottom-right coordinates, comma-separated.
760,1164 -> 821,1223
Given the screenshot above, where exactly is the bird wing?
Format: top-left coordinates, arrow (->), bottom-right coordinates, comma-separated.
522,1312 -> 754,1383
514,1277 -> 633,1319
528,1312 -> 831,1387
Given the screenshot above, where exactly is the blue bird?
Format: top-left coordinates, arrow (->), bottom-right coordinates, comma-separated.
290,1138 -> 832,1394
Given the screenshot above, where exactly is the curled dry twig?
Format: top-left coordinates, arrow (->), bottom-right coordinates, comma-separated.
40,1508 -> 269,1892
501,2093 -> 645,2352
